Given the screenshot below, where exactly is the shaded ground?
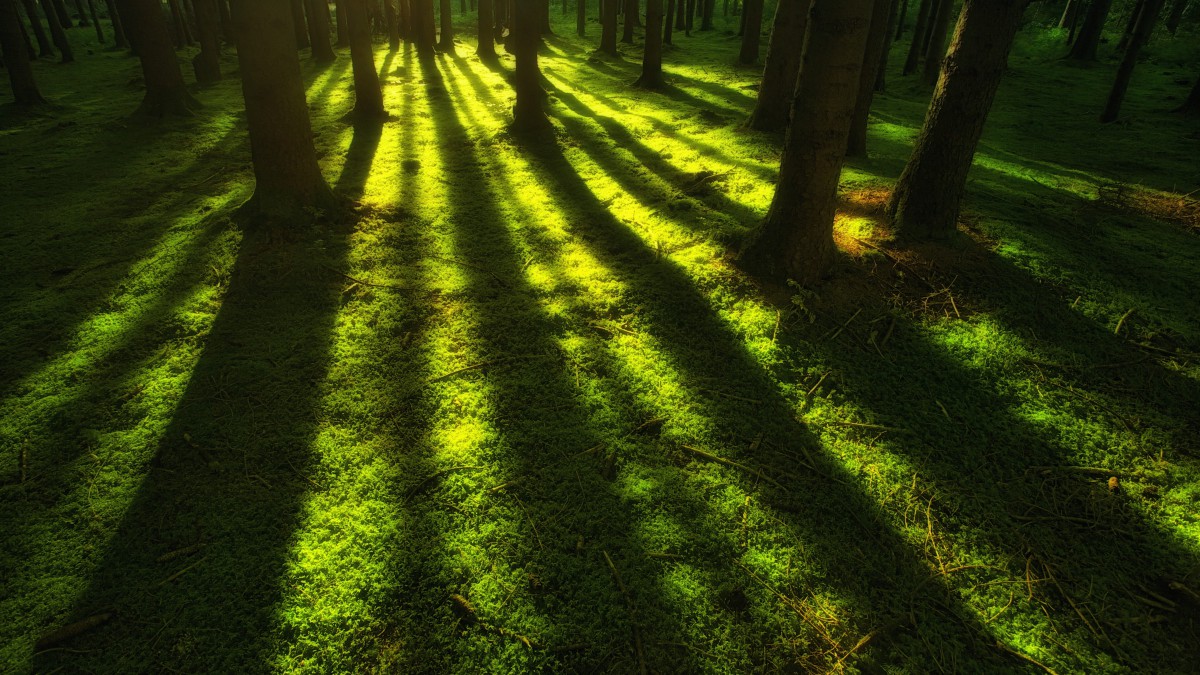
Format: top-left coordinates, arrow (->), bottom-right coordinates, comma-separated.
2,11 -> 1199,675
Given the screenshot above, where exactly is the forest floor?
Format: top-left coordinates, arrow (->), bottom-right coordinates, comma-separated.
2,11 -> 1200,675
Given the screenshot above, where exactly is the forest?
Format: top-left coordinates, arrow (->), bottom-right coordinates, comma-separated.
1,0 -> 1199,672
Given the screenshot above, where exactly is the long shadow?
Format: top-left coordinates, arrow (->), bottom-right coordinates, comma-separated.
31,225 -> 349,672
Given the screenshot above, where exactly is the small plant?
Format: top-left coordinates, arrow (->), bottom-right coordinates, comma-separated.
788,280 -> 818,324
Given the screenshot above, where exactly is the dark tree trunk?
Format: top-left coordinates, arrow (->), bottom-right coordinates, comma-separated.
41,0 -> 72,60
20,0 -> 52,55
621,0 -> 634,41
662,0 -> 672,43
737,0 -> 762,63
438,0 -> 453,49
336,0 -> 349,44
576,0 -> 584,35
167,0 -> 192,46
876,0 -> 900,90
1165,0 -> 1186,33
512,0 -> 548,132
1173,72 -> 1199,114
685,0 -> 693,31
739,0 -> 877,285
894,0 -> 907,39
191,0 -> 220,82
231,0 -> 334,223
493,0 -> 505,39
887,0 -> 1029,240
71,0 -> 88,25
635,0 -> 663,86
305,0 -> 336,62
1117,0 -> 1145,51
1101,0 -> 1164,122
675,0 -> 684,28
700,0 -> 712,29
847,0 -> 894,157
384,0 -> 399,49
600,0 -> 616,53
400,0 -> 412,41
1067,0 -> 1111,59
746,0 -> 810,132
1,0 -> 46,104
541,0 -> 551,31
901,0 -> 930,74
17,2 -> 38,56
921,0 -> 953,85
291,0 -> 309,48
345,0 -> 385,118
1058,0 -> 1078,28
216,0 -> 233,43
118,0 -> 198,115
50,0 -> 69,25
478,0 -> 496,54
413,0 -> 434,55
87,0 -> 104,41
104,0 -> 128,48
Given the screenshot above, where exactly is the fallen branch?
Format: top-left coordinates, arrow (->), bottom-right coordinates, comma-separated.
994,640 -> 1058,675
319,264 -> 410,291
603,551 -> 647,674
679,445 -> 783,489
35,613 -> 113,651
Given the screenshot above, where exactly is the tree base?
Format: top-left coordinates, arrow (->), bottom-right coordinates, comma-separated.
634,73 -> 664,89
135,88 -> 201,117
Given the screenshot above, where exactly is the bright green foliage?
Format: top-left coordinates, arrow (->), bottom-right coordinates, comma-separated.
1,13 -> 1199,675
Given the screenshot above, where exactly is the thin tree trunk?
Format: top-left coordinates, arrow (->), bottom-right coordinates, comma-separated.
737,0 -> 762,63
600,0 -> 616,53
305,0 -> 337,62
479,0 -> 495,53
438,0 -> 453,49
1058,0 -> 1078,28
71,0 -> 88,25
167,0 -> 192,45
216,0 -> 233,44
1,0 -> 46,104
901,0 -> 930,74
1173,72 -> 1199,113
1165,0 -> 1187,33
413,0 -> 434,54
41,0 -> 72,60
51,0 -> 69,26
191,0 -> 220,82
700,0 -> 712,29
746,0 -> 810,132
336,0 -> 349,44
1117,0 -> 1145,51
1067,0 -> 1111,59
231,0 -> 334,223
117,0 -> 199,115
345,0 -> 385,118
888,0 -> 1030,240
1101,0 -> 1164,122
739,0 -> 877,285
576,0 -> 584,35
921,0 -> 953,86
847,0 -> 893,157
876,0 -> 900,90
636,0 -> 663,86
291,0 -> 309,48
894,0 -> 907,39
20,0 -> 52,55
621,0 -> 634,41
675,0 -> 684,28
384,0 -> 399,49
87,0 -> 103,41
512,0 -> 548,132
662,0 -> 672,43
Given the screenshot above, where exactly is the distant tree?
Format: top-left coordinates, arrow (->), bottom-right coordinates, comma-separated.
600,0 -> 616,53
1174,72 -> 1200,114
700,0 -> 712,29
887,0 -> 1030,240
622,0 -> 635,41
1,0 -> 46,104
663,0 -> 673,43
290,0 -> 309,49
511,0 -> 549,132
85,0 -> 103,42
49,0 -> 69,26
577,0 -> 585,35
739,0 -> 876,285
231,0 -> 334,222
1117,0 -> 1145,51
746,0 -> 811,132
1059,0 -> 1080,28
902,0 -> 932,74
675,0 -> 684,29
335,0 -> 349,45
1165,0 -> 1187,33
1066,0 -> 1112,60
384,0 -> 399,49
737,0 -> 762,63
304,0 -> 336,62
166,0 -> 192,46
1101,0 -> 1164,122
19,0 -> 52,56
412,0 -> 434,54
636,0 -> 664,87
192,0 -> 221,83
478,0 -> 496,55
876,0 -> 901,90
848,0 -> 894,157
438,0 -> 454,50
345,0 -> 386,118
216,0 -> 234,44
103,0 -> 128,48
70,0 -> 87,25
40,0 -> 72,60
921,0 -> 954,86
118,0 -> 199,115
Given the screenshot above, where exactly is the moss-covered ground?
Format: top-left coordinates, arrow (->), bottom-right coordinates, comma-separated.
2,9 -> 1199,674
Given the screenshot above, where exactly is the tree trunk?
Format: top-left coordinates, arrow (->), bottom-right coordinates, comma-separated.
20,0 -> 52,55
1101,0 -> 1164,122
621,0 -> 634,41
291,0 -> 309,47
438,0 -> 453,49
739,0 -> 876,285
191,0 -> 220,82
493,0 -> 505,39
662,0 -> 672,43
1,0 -> 46,104
1067,0 -> 1110,59
674,0 -> 684,28
336,0 -> 349,44
600,0 -> 616,53
87,0 -> 104,41
400,0 -> 412,41
576,0 -> 584,35
231,0 -> 334,223
1173,72 -> 1199,114
921,0 -> 953,86
478,0 -> 496,54
737,0 -> 762,63
746,0 -> 810,132
413,0 -> 434,55
345,0 -> 386,118
41,0 -> 72,60
540,0 -> 551,31
685,0 -> 693,31
305,0 -> 336,62
71,0 -> 88,25
876,0 -> 900,90
384,0 -> 399,48
1117,0 -> 1145,51
50,0 -> 69,25
118,0 -> 199,114
635,0 -> 663,86
1165,0 -> 1187,33
901,0 -> 930,74
216,0 -> 233,43
847,0 -> 894,157
1058,0 -> 1078,28
894,0 -> 907,39
700,0 -> 712,29
512,0 -> 548,132
166,0 -> 193,46
887,0 -> 1029,240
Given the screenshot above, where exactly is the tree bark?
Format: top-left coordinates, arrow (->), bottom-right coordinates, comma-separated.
336,0 -> 349,44
635,0 -> 663,86
662,0 -> 672,43
739,0 -> 876,285
413,0 -> 434,55
1101,0 -> 1164,122
1058,0 -> 1078,28
384,0 -> 398,48
50,0 -> 69,25
40,0 -> 72,60
1117,0 -> 1145,51
737,0 -> 762,63
217,0 -> 234,43
901,0 -> 930,74
20,0 -> 52,56
847,0 -> 894,157
304,0 -> 336,62
894,0 -> 907,39
887,0 -> 1029,240
1066,0 -> 1111,60
478,0 -> 496,54
1,0 -> 46,104
290,0 -> 309,47
921,0 -> 953,86
86,0 -> 104,41
512,0 -> 548,132
621,0 -> 634,41
1165,0 -> 1187,33
438,0 -> 453,49
344,0 -> 385,118
166,0 -> 193,46
700,0 -> 712,29
71,0 -> 88,25
118,0 -> 199,115
600,0 -> 616,53
192,0 -> 221,83
746,0 -> 810,132
576,0 -> 584,35
876,0 -> 900,90
231,0 -> 334,223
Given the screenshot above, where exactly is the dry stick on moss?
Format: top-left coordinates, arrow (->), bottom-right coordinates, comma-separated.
159,556 -> 208,586
805,371 -> 831,398
34,613 -> 113,651
428,354 -> 553,383
156,543 -> 205,563
602,551 -> 647,675
319,264 -> 410,291
513,495 -> 544,549
832,630 -> 877,672
994,640 -> 1059,675
1028,466 -> 1117,478
822,308 -> 863,341
1113,308 -> 1136,335
429,254 -> 510,287
679,445 -> 784,489
699,388 -> 761,404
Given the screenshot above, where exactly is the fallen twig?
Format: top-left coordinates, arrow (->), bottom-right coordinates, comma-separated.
35,613 -> 113,651
428,354 -> 552,383
603,551 -> 647,674
156,543 -> 205,563
319,264 -> 409,291
679,445 -> 783,489
994,640 -> 1058,675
